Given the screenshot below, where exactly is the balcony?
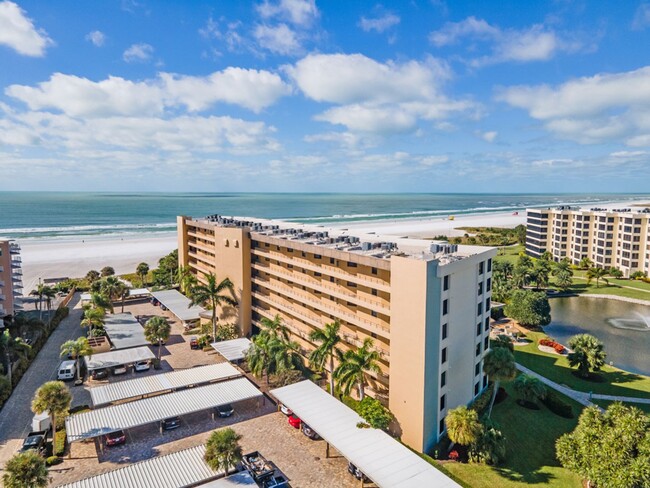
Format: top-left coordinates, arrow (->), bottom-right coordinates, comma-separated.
9,243 -> 20,254
0,308 -> 6,316
0,294 -> 5,301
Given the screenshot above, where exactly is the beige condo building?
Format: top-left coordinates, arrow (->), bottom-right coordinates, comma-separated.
178,215 -> 496,452
0,239 -> 24,320
526,206 -> 650,277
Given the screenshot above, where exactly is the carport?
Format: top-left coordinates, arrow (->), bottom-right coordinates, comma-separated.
85,346 -> 154,371
66,377 -> 263,443
103,313 -> 148,350
271,381 -> 461,488
90,363 -> 242,406
210,337 -> 252,362
150,289 -> 205,327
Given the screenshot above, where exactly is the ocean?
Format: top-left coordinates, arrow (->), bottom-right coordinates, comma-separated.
0,192 -> 648,240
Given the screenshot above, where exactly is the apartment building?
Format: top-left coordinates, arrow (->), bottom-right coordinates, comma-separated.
178,215 -> 496,452
0,239 -> 24,320
526,206 -> 650,277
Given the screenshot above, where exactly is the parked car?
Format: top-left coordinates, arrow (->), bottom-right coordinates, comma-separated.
112,365 -> 127,375
241,451 -> 275,482
20,431 -> 47,455
302,423 -> 320,440
215,404 -> 234,418
347,463 -> 369,482
161,417 -> 181,431
92,369 -> 109,380
288,414 -> 301,429
104,430 -> 126,446
262,475 -> 290,488
57,360 -> 76,381
134,360 -> 150,372
161,305 -> 168,311
189,336 -> 199,349
279,404 -> 292,416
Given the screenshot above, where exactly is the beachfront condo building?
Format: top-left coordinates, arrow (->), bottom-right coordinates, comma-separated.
177,215 -> 496,452
526,206 -> 650,277
0,240 -> 24,320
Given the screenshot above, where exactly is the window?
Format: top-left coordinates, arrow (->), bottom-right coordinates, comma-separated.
440,394 -> 446,411
330,258 -> 335,264
485,317 -> 490,332
442,323 -> 448,340
487,258 -> 492,272
347,281 -> 357,288
475,342 -> 481,357
441,347 -> 447,364
314,272 -> 321,277
443,275 -> 449,291
371,289 -> 378,296
314,254 -> 322,259
474,382 -> 480,396
372,267 -> 378,275
440,371 -> 446,388
478,282 -> 483,296
476,323 -> 482,337
439,417 -> 445,434
348,261 -> 357,268
477,302 -> 483,316
475,363 -> 480,376
443,299 -> 449,315
371,311 -> 378,318
287,248 -> 293,253
485,298 -> 491,311
484,336 -> 489,350
483,375 -> 488,388
486,277 -> 492,292
479,262 -> 484,274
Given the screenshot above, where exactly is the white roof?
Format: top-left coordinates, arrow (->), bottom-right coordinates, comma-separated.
271,381 -> 461,488
85,346 -> 155,371
55,444 -> 222,488
210,338 -> 252,362
80,293 -> 92,301
199,471 -> 256,487
129,288 -> 151,296
90,363 -> 241,406
151,289 -> 205,322
66,377 -> 262,442
103,313 -> 148,350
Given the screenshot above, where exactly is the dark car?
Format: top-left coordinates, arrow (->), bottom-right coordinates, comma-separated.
262,475 -> 290,488
104,430 -> 126,446
92,369 -> 109,380
161,417 -> 181,431
301,423 -> 320,440
20,432 -> 46,455
216,404 -> 234,418
347,463 -> 369,482
189,336 -> 199,349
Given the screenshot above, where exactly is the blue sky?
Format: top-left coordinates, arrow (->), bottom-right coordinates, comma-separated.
1,0 -> 650,192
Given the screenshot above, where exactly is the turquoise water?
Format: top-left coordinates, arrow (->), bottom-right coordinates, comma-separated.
0,192 -> 647,239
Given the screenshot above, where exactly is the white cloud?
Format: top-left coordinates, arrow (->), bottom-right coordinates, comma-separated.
359,13 -> 400,33
256,0 -> 319,27
430,16 -> 584,66
632,3 -> 650,30
0,1 -> 53,56
498,65 -> 650,146
254,23 -> 301,55
85,30 -> 106,47
6,69 -> 290,116
123,42 -> 154,63
480,130 -> 498,142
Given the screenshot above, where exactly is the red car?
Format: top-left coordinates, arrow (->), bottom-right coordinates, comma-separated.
104,430 -> 126,446
189,336 -> 199,349
288,414 -> 301,429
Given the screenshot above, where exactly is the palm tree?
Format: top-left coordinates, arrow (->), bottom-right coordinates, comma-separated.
586,267 -> 609,288
136,262 -> 150,287
204,428 -> 243,476
189,273 -> 237,341
119,285 -> 130,313
568,334 -> 607,378
42,286 -> 56,324
513,374 -> 547,406
90,292 -> 113,313
177,265 -> 197,294
579,257 -> 593,270
0,330 -> 31,387
144,316 -> 171,360
259,314 -> 290,341
29,283 -> 46,320
100,276 -> 124,304
491,335 -> 514,353
554,269 -> 574,291
85,270 -> 100,283
483,347 -> 517,417
445,405 -> 482,446
246,332 -> 273,379
80,308 -> 105,336
31,381 -> 72,445
9,314 -> 45,339
246,332 -> 301,381
2,451 -> 48,488
309,320 -> 341,396
60,337 -> 93,382
334,338 -> 381,400
100,266 -> 115,277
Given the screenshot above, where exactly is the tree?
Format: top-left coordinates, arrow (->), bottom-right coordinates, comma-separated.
334,338 -> 381,400
152,250 -> 179,287
258,314 -> 290,342
80,308 -> 105,336
445,406 -> 482,446
556,403 -> 650,488
483,347 -> 517,417
89,292 -> 113,313
204,428 -> 243,476
309,320 -> 342,397
29,283 -> 47,321
470,423 -> 507,466
554,269 -> 574,291
100,276 -> 124,304
100,266 -> 115,277
504,289 -> 551,327
246,332 -> 273,380
144,316 -> 171,360
190,273 -> 237,341
586,267 -> 609,288
356,396 -> 393,430
608,267 -> 624,279
579,257 -> 593,270
530,260 -> 551,289
490,335 -> 514,353
0,330 -> 31,386
177,265 -> 197,294
567,334 -> 606,378
60,337 -> 93,382
513,374 -> 547,406
136,262 -> 150,286
515,224 -> 526,245
2,451 -> 48,488
85,270 -> 100,283
32,381 -> 72,445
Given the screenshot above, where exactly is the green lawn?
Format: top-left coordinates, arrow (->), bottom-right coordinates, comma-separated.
592,399 -> 650,415
514,330 -> 650,398
440,381 -> 583,488
494,244 -> 525,265
558,271 -> 650,302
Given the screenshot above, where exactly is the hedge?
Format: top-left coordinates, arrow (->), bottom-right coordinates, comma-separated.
46,456 -> 63,466
54,429 -> 67,456
541,390 -> 574,418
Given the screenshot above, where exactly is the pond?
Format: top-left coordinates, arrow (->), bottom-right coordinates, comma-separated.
545,296 -> 650,376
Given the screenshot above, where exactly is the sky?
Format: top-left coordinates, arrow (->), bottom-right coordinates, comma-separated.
1,0 -> 650,193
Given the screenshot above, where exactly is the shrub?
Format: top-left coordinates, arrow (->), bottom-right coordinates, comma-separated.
539,338 -> 566,354
268,369 -> 305,388
69,405 -> 90,414
355,397 -> 393,430
46,456 -> 62,466
469,425 -> 507,465
197,334 -> 213,348
469,383 -> 494,414
448,450 -> 459,461
0,375 -> 11,405
215,323 -> 238,341
541,391 -> 574,418
54,429 -> 67,456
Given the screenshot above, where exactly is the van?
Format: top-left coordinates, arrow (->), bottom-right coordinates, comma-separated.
57,360 -> 76,381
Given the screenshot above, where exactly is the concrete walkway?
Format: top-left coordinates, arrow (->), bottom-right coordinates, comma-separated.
516,364 -> 650,409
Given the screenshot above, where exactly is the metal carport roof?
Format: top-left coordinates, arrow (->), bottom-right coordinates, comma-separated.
90,363 -> 242,406
55,444 -> 223,488
271,380 -> 461,488
85,346 -> 155,371
66,377 -> 262,442
103,313 -> 148,350
151,289 -> 205,322
199,471 -> 256,487
210,338 -> 252,362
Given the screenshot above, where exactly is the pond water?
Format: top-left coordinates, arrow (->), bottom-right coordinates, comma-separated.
545,297 -> 650,376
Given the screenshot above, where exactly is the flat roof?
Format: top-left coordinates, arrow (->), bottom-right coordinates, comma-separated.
85,347 -> 155,371
55,444 -> 222,488
151,289 -> 205,322
90,363 -> 242,406
271,381 -> 461,488
80,293 -> 91,301
199,471 -> 256,487
66,377 -> 262,442
211,338 -> 252,362
129,288 -> 151,296
103,313 -> 148,350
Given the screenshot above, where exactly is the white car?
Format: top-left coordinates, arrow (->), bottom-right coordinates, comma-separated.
134,361 -> 150,372
112,365 -> 128,375
279,404 -> 292,416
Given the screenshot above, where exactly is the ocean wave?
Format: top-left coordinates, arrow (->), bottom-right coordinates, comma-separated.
0,222 -> 176,235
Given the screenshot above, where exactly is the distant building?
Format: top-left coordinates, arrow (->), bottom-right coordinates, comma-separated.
0,240 -> 24,320
526,206 -> 650,277
177,215 -> 496,452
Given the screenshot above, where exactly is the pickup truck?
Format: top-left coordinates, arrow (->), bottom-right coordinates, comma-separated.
241,451 -> 275,482
20,431 -> 47,455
